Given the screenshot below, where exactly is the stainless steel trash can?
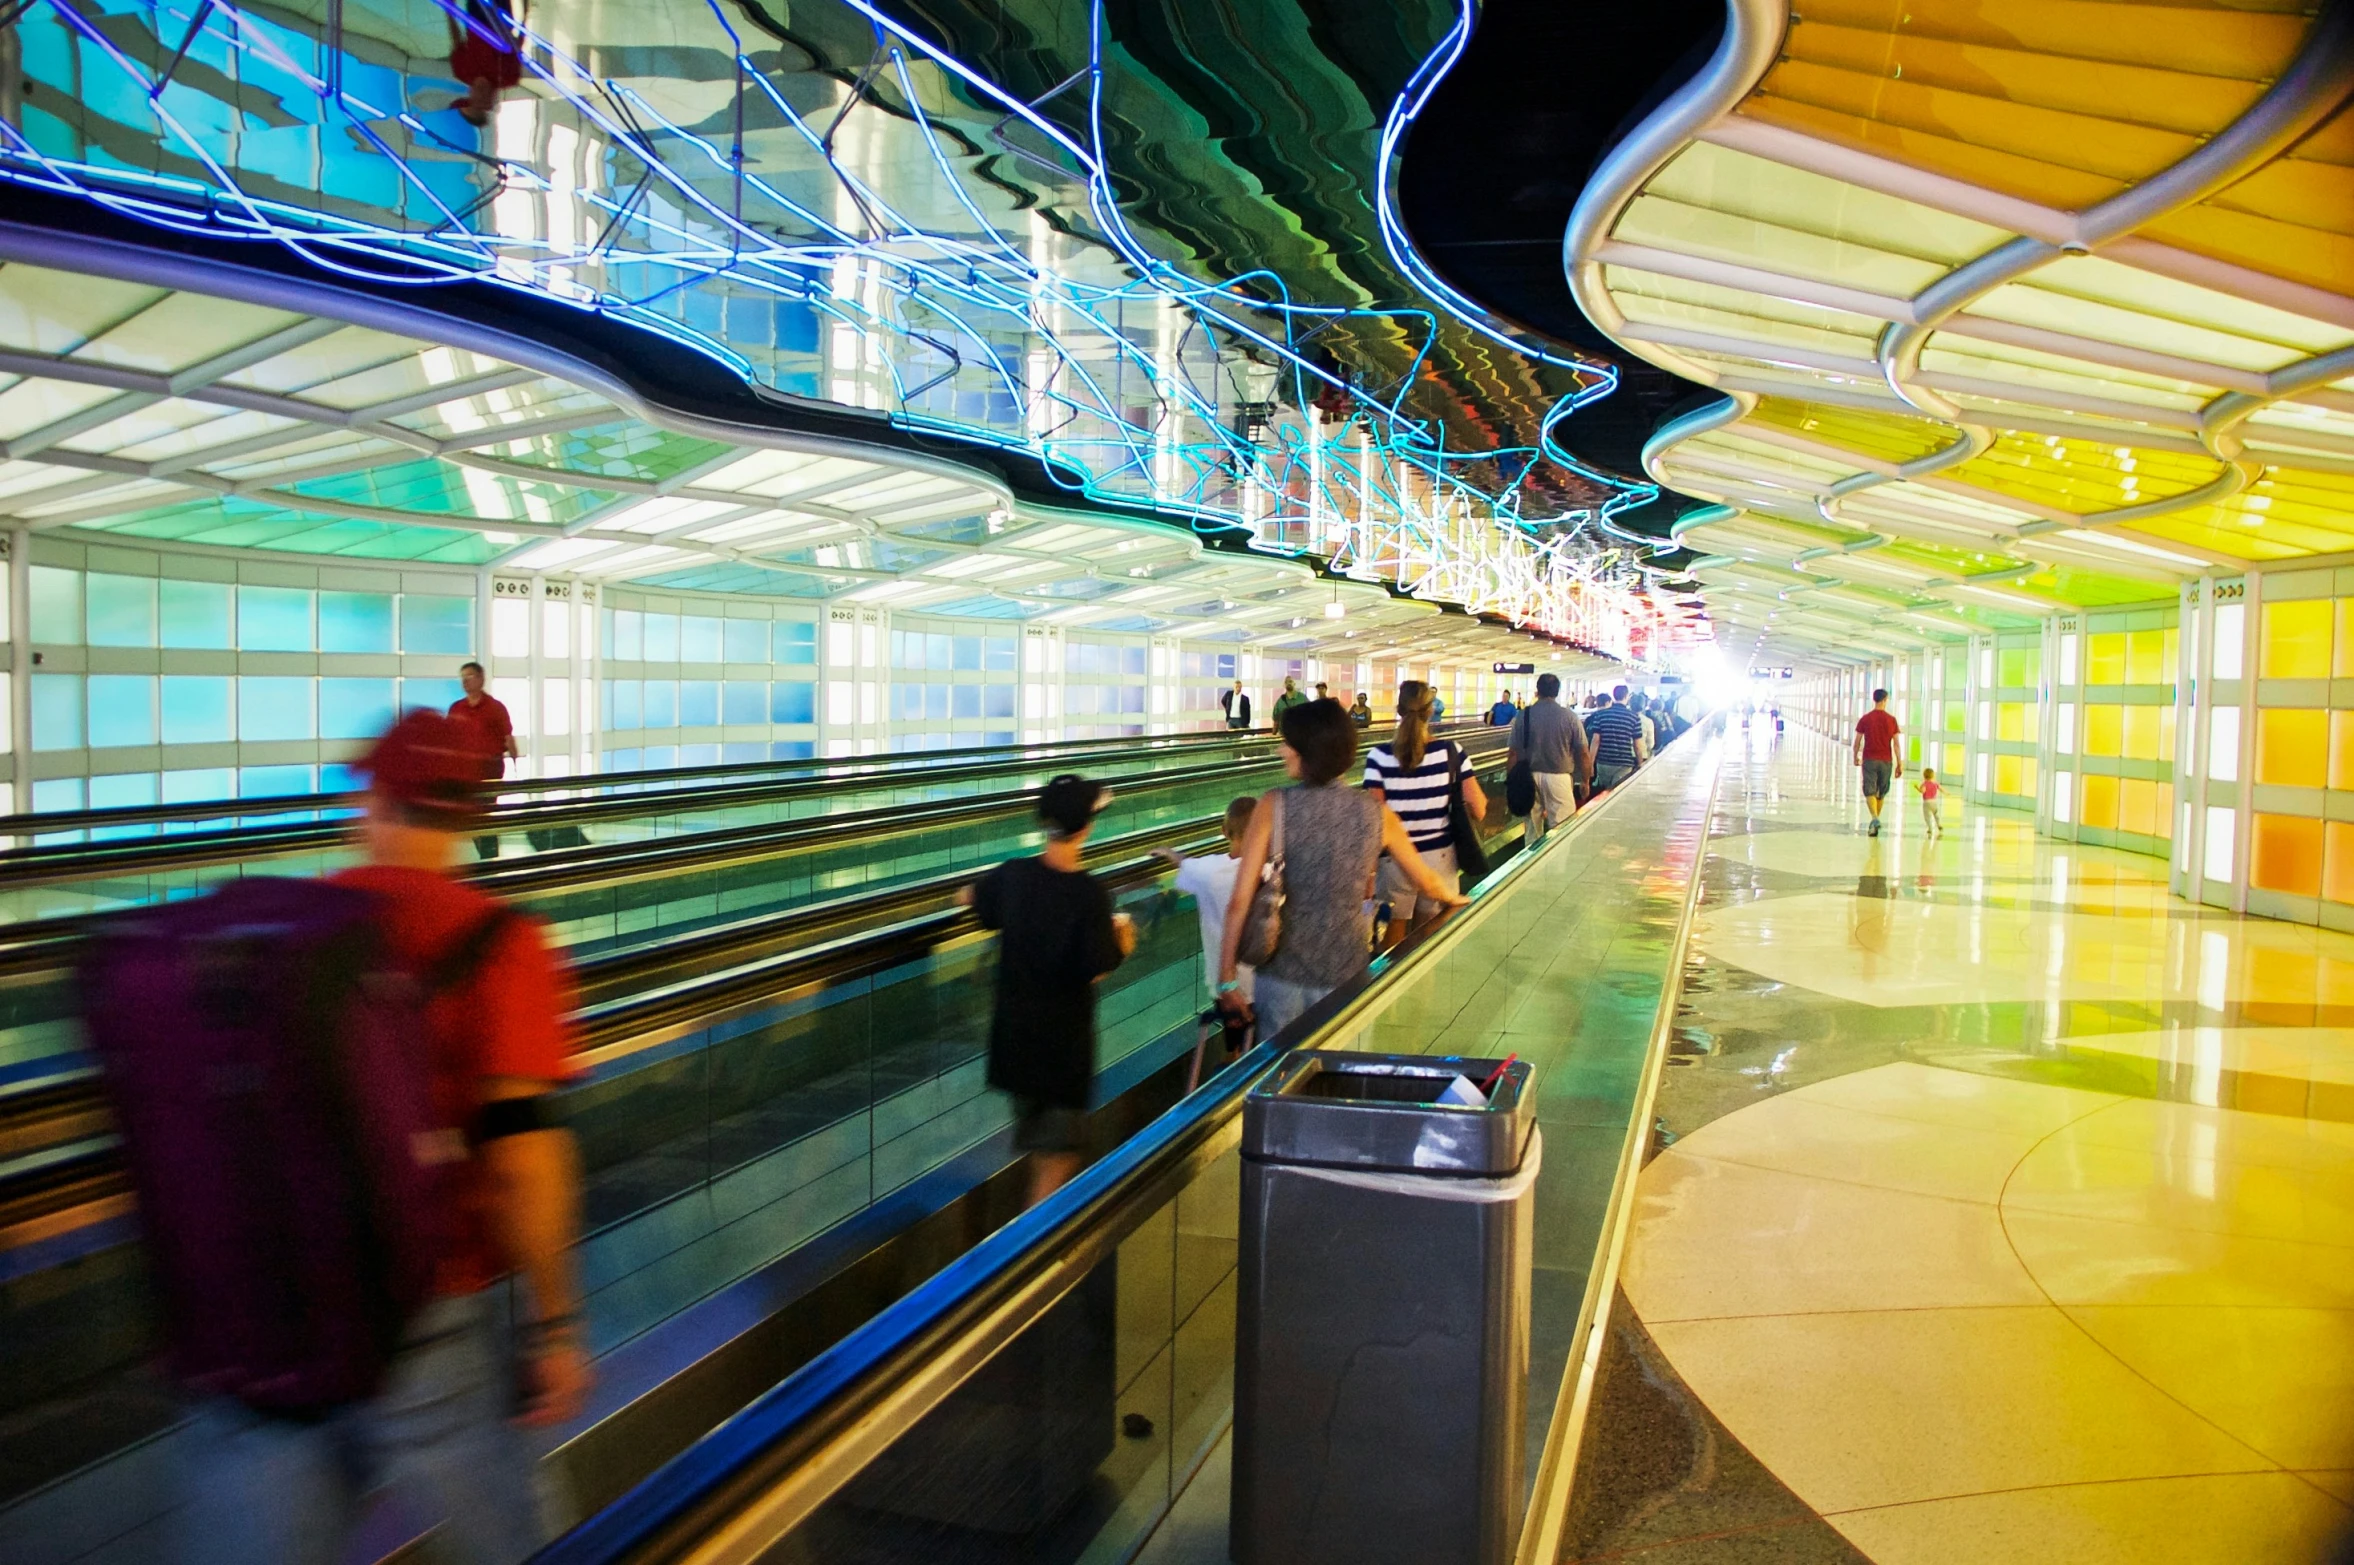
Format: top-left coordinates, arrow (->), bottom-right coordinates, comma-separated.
1231,1050 -> 1540,1565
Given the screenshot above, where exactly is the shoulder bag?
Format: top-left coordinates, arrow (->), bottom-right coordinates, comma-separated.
1236,790 -> 1286,968
1445,741 -> 1492,881
1504,712 -> 1536,818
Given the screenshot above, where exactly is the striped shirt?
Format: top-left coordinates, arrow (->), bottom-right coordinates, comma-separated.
1587,704 -> 1645,768
1363,739 -> 1459,850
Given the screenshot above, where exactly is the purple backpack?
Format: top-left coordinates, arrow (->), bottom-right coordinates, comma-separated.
79,876 -> 508,1414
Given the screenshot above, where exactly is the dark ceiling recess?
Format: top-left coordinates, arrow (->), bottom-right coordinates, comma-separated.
1397,0 -> 1725,539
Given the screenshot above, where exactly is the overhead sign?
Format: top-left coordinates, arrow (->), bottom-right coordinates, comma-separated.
1492,661 -> 1536,674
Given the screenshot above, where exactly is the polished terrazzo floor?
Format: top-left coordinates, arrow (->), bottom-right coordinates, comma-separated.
1568,725 -> 2354,1565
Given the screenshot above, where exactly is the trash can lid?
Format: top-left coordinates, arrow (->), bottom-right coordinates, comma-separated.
1242,1051 -> 1536,1176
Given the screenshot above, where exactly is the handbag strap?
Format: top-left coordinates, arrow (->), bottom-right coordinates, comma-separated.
1268,788 -> 1285,878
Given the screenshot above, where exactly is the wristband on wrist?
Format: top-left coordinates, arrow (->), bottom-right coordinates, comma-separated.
1215,978 -> 1241,995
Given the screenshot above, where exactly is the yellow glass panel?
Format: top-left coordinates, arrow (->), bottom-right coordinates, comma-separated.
2332,711 -> 2354,792
1943,742 -> 1965,776
2162,628 -> 2179,684
2328,822 -> 2354,906
2086,632 -> 2127,684
2019,756 -> 2038,796
2157,782 -> 2174,829
2119,778 -> 2159,838
2257,708 -> 2328,789
1944,705 -> 1965,734
2260,599 -> 2333,679
2339,602 -> 2354,680
1996,703 -> 2025,742
1997,648 -> 2035,688
2160,705 -> 2178,765
2084,705 -> 2124,757
1994,755 -> 2020,796
2251,813 -> 2324,899
2081,773 -> 2120,830
2120,705 -> 2161,761
2125,630 -> 2165,685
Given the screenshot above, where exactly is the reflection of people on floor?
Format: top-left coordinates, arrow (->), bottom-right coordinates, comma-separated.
447,0 -> 524,126
1850,838 -> 1895,970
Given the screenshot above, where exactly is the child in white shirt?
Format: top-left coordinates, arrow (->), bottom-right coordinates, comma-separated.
1156,796 -> 1258,1005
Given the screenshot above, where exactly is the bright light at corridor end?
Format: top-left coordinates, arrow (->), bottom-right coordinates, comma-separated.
1679,646 -> 1752,711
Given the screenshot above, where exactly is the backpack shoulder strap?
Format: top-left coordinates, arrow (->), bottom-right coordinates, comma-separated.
421,905 -> 521,1000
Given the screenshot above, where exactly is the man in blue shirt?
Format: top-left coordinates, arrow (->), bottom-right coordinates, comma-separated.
1585,685 -> 1646,793
1488,690 -> 1519,726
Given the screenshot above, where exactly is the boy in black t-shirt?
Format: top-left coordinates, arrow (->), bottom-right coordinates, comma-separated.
964,774 -> 1136,1204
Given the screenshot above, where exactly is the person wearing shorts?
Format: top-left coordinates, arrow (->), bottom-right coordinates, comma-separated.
1854,688 -> 1901,837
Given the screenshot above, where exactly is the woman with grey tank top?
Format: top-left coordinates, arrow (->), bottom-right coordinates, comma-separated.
1213,698 -> 1465,1040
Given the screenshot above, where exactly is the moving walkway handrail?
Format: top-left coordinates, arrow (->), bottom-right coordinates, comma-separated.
0,720 -> 1499,889
531,745 -> 1598,1565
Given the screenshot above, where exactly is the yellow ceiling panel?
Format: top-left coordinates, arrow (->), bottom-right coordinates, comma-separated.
1612,193 -> 1952,296
2023,255 -> 2351,355
1784,23 -> 2268,137
1788,0 -> 2309,80
1754,61 -> 2195,187
1949,432 -> 2224,514
1743,397 -> 1959,467
1966,280 -> 2312,374
1640,141 -> 2010,264
1689,429 -> 1874,485
1603,267 -> 1892,336
1918,342 -> 2209,414
1733,96 -> 2126,210
2136,205 -> 2354,303
2200,143 -> 2354,239
1615,292 -> 1882,362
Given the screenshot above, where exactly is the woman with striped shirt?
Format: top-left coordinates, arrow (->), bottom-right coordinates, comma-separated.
1363,681 -> 1488,921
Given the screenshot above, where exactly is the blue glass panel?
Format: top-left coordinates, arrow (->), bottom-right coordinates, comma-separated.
31,778 -> 85,812
984,636 -> 1017,672
721,742 -> 765,764
642,680 -> 677,729
319,764 -> 363,795
611,609 -> 643,661
400,595 -> 473,654
86,574 -> 158,647
29,567 -> 82,645
319,592 -> 395,653
90,773 -> 158,809
642,613 -> 679,662
770,681 -> 815,724
320,677 -> 397,741
953,636 -> 981,671
721,681 -> 764,724
679,743 -> 720,767
681,616 -> 722,663
952,684 -> 981,719
926,634 -> 952,670
160,579 -> 233,648
31,674 -> 83,750
925,684 -> 950,721
770,739 -> 815,760
642,745 -> 678,769
239,765 -> 315,798
159,674 -> 233,746
611,680 -> 642,730
984,683 -> 1016,718
679,680 -> 719,727
723,619 -> 767,663
239,676 -> 315,740
893,683 -> 921,721
1122,646 -> 1147,676
603,748 -> 643,772
237,586 -> 314,652
87,674 -> 158,748
162,768 -> 234,804
776,621 -> 817,665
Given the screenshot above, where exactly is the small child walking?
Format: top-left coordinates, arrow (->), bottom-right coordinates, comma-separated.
1156,797 -> 1258,1067
1917,767 -> 1944,835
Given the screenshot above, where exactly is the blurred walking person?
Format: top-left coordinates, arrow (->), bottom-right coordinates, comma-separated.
1363,680 -> 1486,923
966,774 -> 1137,1205
1511,673 -> 1589,845
447,660 -> 518,859
83,710 -> 587,1565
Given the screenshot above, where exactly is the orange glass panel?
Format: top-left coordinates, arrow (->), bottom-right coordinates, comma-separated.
2125,630 -> 2165,685
2086,632 -> 2127,685
2084,705 -> 2124,757
2121,705 -> 2161,761
2260,599 -> 2333,680
2337,601 -> 2354,680
2081,773 -> 2120,830
2333,711 -> 2354,793
2119,778 -> 2159,837
2327,822 -> 2354,906
2257,708 -> 2329,789
2251,813 -> 2324,898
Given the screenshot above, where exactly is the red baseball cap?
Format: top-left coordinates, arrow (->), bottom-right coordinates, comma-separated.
357,709 -> 486,820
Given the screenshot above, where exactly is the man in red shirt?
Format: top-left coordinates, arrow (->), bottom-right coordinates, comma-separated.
447,660 -> 519,859
176,709 -> 587,1563
1853,687 -> 1902,838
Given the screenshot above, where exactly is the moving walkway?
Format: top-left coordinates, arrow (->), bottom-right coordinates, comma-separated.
0,729 -> 1524,1547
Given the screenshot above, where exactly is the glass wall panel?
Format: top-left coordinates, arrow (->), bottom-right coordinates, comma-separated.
401,595 -> 474,654
611,681 -> 642,729
608,609 -> 644,661
403,676 -> 464,713
85,574 -> 157,647
238,586 -> 314,652
643,612 -> 680,662
239,765 -> 315,798
679,680 -> 719,727
161,579 -> 234,648
2081,774 -> 2120,830
2326,821 -> 2354,906
2259,600 -> 2332,680
239,676 -> 315,740
31,673 -> 83,749
491,599 -> 530,659
643,680 -> 678,728
2124,630 -> 2167,685
320,677 -> 398,741
681,616 -> 722,662
721,680 -> 765,724
2256,709 -> 2328,789
320,592 -> 396,654
778,620 -> 818,664
2251,813 -> 2324,898
2086,632 -> 2126,684
162,768 -> 234,803
29,566 -> 82,645
770,681 -> 815,724
161,676 -> 233,744
722,619 -> 767,663
86,674 -> 157,748
90,773 -> 158,809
